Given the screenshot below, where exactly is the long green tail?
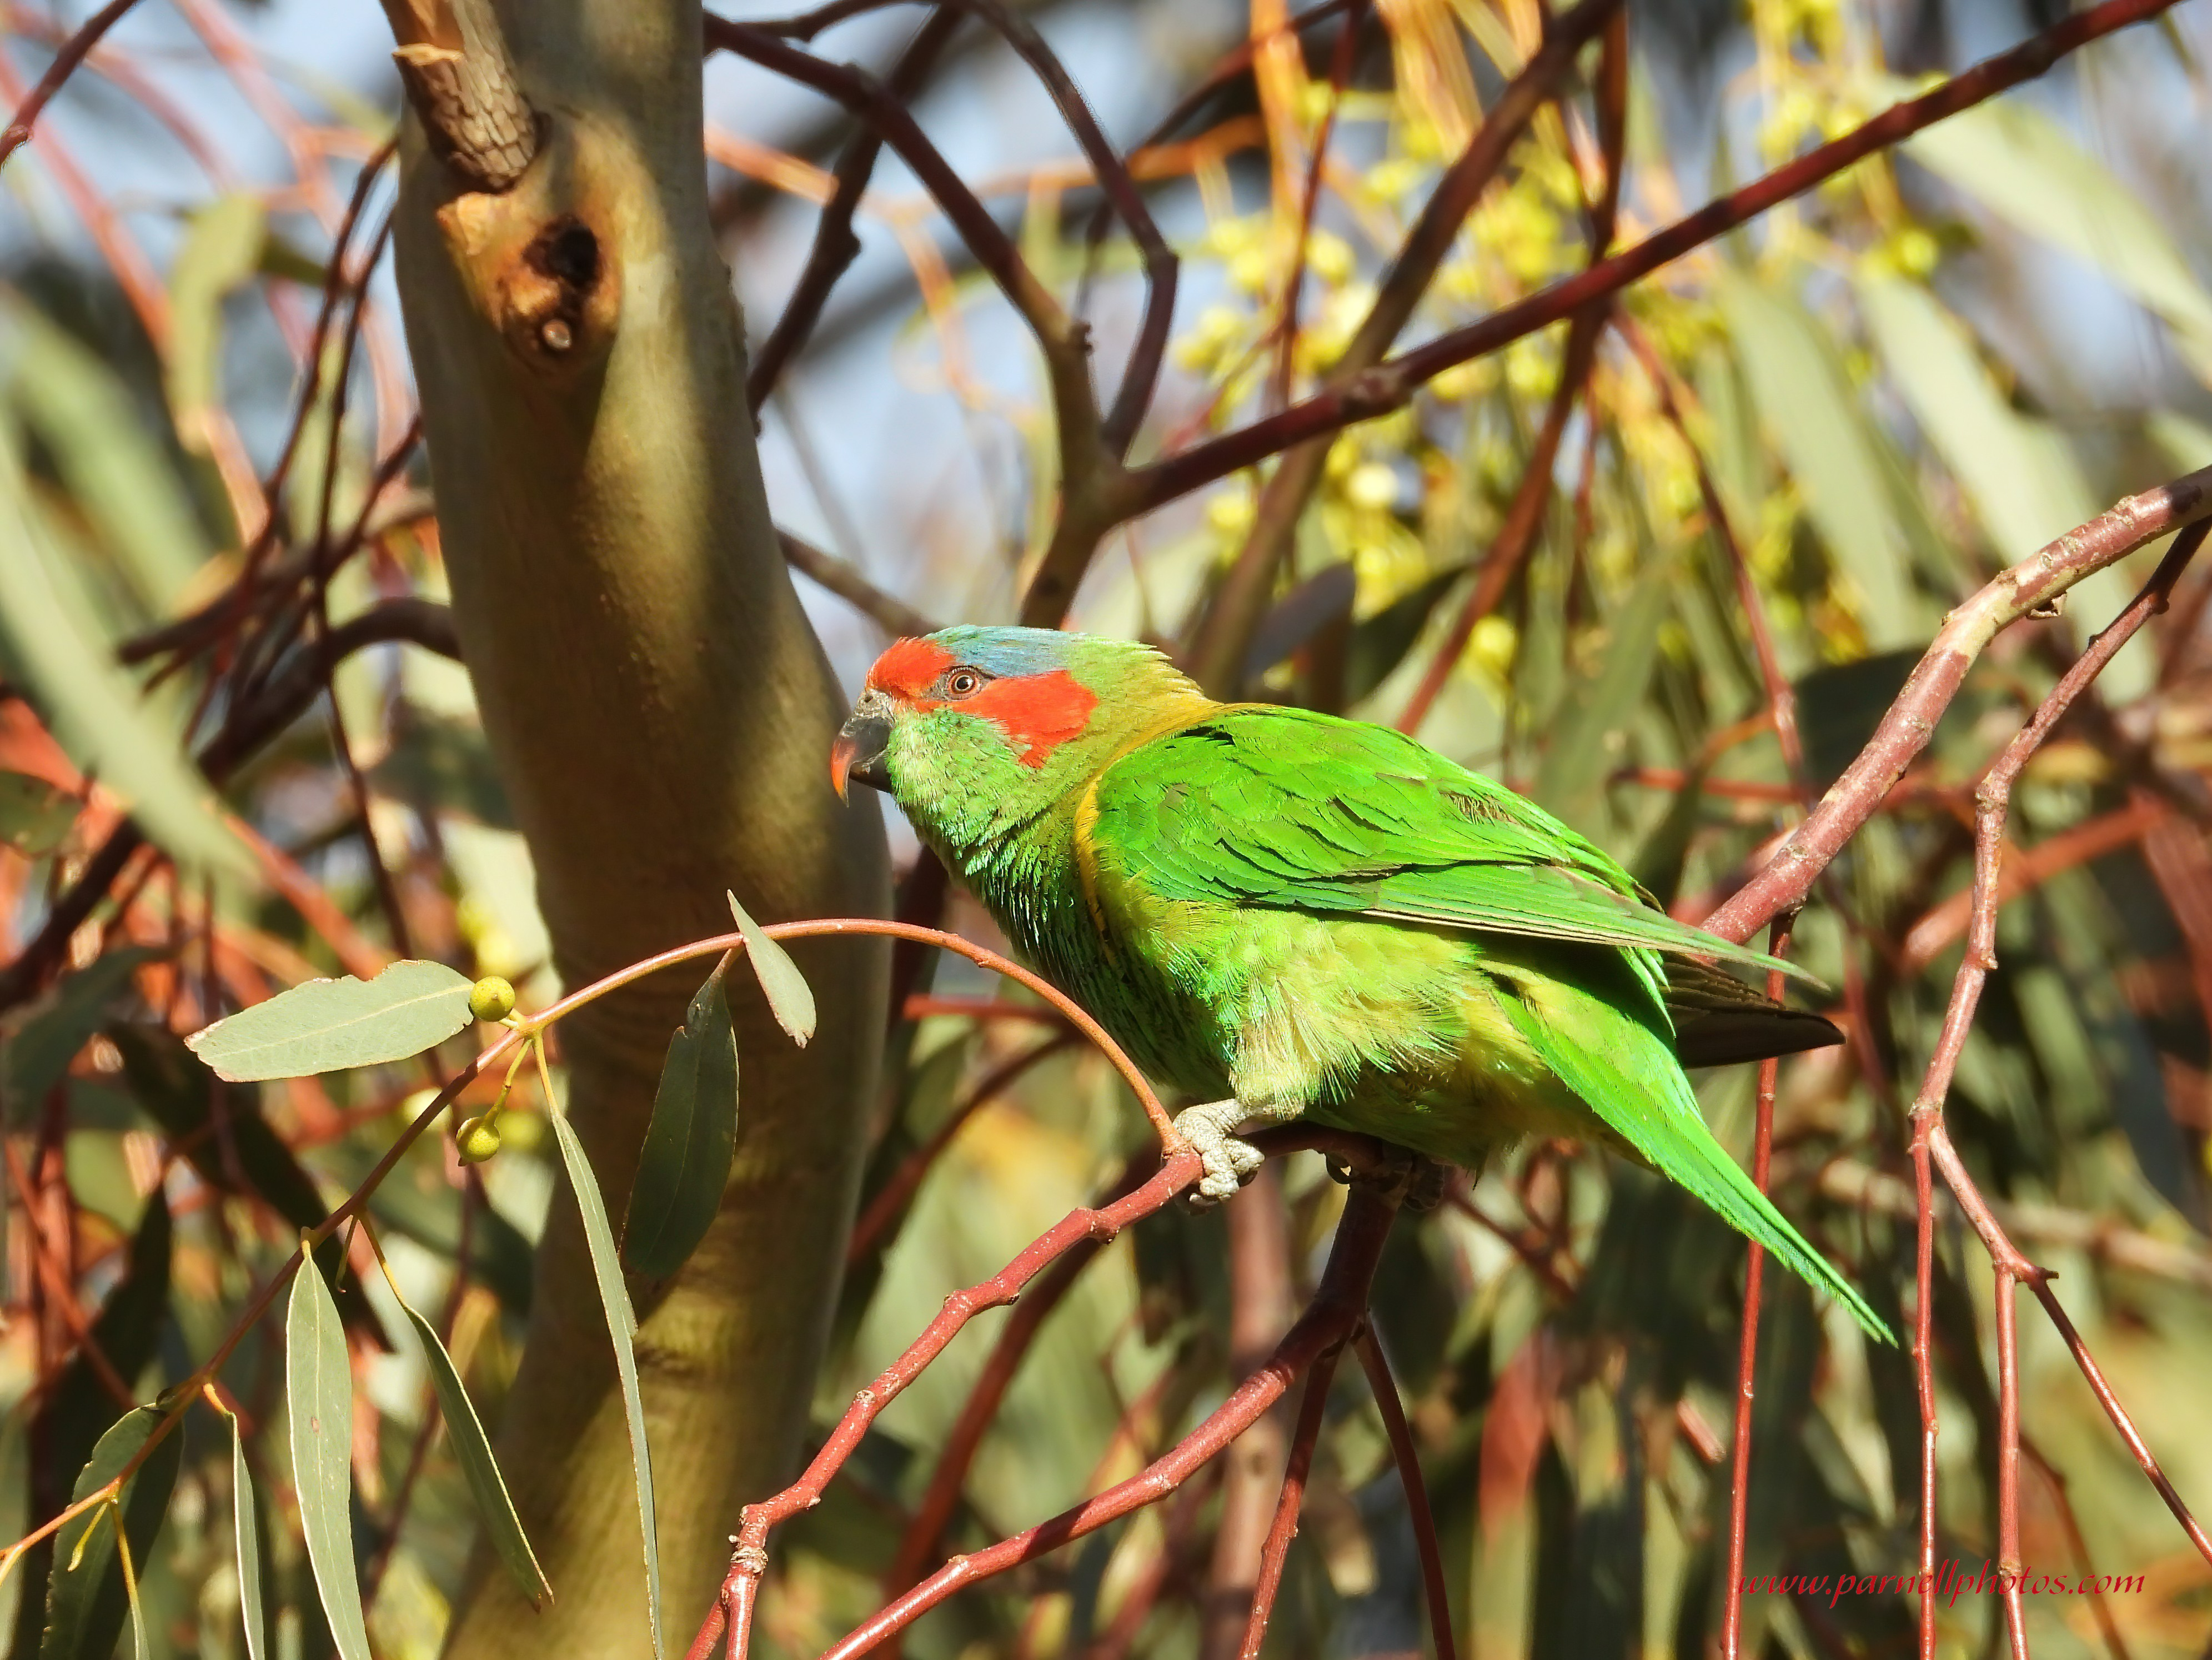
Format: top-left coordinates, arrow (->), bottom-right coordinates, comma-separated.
1494,967 -> 1895,1344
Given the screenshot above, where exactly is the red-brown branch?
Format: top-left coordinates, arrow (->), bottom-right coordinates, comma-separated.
745,9 -> 960,410
0,0 -> 144,171
1701,468 -> 2212,945
1237,1339 -> 1341,1659
817,1181 -> 1399,1660
1396,13 -> 1628,735
1719,916 -> 1792,1660
1354,1326 -> 1456,1660
1182,0 -> 1621,695
1894,522 -> 2212,1646
876,1153 -> 1150,1600
703,1152 -> 1408,1660
1900,796 -> 2169,972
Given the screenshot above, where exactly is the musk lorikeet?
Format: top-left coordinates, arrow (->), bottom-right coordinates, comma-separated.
831,625 -> 1890,1341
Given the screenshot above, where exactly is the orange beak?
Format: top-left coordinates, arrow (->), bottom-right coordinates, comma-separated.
830,696 -> 893,801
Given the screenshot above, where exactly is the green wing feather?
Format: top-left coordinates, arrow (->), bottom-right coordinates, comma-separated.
1094,704 -> 1887,1340
1489,967 -> 1892,1342
1095,706 -> 1802,985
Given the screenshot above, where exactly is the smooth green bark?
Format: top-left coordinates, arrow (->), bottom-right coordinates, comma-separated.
386,4 -> 889,1654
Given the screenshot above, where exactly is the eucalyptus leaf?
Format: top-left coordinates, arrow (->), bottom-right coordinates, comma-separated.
1857,273 -> 2151,698
4,299 -> 208,615
1904,93 -> 2212,372
0,770 -> 78,856
1857,275 -> 2097,562
549,1108 -> 662,1659
1717,273 -> 1920,649
166,194 -> 267,458
624,957 -> 739,1277
221,1403 -> 264,1660
286,1255 -> 372,1660
16,1190 -> 170,1657
187,959 -> 474,1081
0,435 -> 251,877
390,1282 -> 551,1606
1533,555 -> 1674,832
726,889 -> 816,1046
39,1407 -> 182,1660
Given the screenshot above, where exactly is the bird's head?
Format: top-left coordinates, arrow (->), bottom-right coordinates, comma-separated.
832,627 -> 1207,839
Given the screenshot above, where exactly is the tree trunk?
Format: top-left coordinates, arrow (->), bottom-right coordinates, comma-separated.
382,3 -> 890,1654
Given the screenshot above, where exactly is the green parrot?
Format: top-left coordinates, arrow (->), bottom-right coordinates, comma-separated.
831,625 -> 1889,1341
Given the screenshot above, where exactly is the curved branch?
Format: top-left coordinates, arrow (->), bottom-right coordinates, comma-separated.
0,0 -> 144,172
810,1179 -> 1403,1660
1354,1327 -> 1456,1660
746,9 -> 961,410
779,528 -> 940,637
1701,466 -> 2212,944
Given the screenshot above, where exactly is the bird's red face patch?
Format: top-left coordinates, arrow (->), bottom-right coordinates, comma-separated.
865,637 -> 957,701
864,639 -> 1099,769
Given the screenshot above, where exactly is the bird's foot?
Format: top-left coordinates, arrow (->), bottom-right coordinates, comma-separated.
1322,1145 -> 1447,1208
1172,1100 -> 1266,1205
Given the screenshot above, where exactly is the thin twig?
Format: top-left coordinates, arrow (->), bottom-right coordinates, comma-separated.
0,0 -> 145,171
1237,1340 -> 1342,1659
876,1154 -> 1151,1601
1702,472 -> 2212,945
779,529 -> 940,639
1396,12 -> 1628,734
1353,1326 -> 1456,1660
1720,915 -> 1793,1660
1895,524 -> 2212,1631
759,1179 -> 1403,1660
746,9 -> 961,409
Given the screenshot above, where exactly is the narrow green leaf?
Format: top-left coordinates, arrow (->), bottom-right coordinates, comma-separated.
623,958 -> 739,1277
0,1414 -> 25,1640
165,194 -> 267,457
39,1407 -> 183,1660
219,1402 -> 264,1660
1533,555 -> 1674,831
114,1517 -> 146,1660
1,947 -> 162,1122
0,435 -> 252,878
1717,273 -> 1922,649
388,1281 -> 551,1606
0,770 -> 79,856
1904,94 -> 2212,372
1858,273 -> 2151,699
287,1254 -> 372,1660
548,1109 -> 661,1659
4,299 -> 209,615
1857,275 -> 2098,561
187,959 -> 474,1081
726,890 -> 815,1046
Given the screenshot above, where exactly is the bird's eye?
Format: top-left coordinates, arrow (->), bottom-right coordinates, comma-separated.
945,668 -> 985,698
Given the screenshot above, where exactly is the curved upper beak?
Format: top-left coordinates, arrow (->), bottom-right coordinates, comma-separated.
831,690 -> 895,801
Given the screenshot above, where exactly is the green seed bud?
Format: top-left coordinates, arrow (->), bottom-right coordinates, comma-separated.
456,1114 -> 503,1164
469,976 -> 516,1024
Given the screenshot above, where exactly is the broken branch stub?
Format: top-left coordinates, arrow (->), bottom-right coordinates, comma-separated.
383,0 -> 538,193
